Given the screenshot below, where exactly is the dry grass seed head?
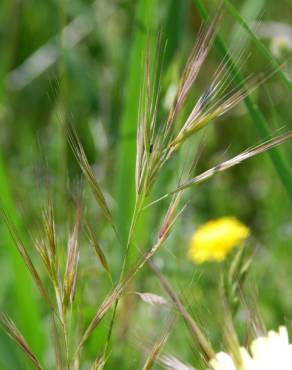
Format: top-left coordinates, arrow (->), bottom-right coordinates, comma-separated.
137,10 -> 265,196
63,205 -> 81,311
135,292 -> 168,306
43,197 -> 57,257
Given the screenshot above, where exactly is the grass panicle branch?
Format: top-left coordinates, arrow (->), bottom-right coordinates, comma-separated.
150,262 -> 215,363
67,126 -> 116,234
142,323 -> 173,370
0,207 -> 54,310
166,8 -> 221,129
0,314 -> 44,370
85,221 -> 112,282
146,130 -> 292,208
193,0 -> 292,201
76,192 -> 187,352
172,130 -> 292,193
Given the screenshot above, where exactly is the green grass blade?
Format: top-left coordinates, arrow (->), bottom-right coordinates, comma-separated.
229,0 -> 266,53
193,0 -> 292,201
0,158 -> 44,359
0,1 -> 44,362
224,0 -> 292,92
115,0 -> 157,247
163,0 -> 188,66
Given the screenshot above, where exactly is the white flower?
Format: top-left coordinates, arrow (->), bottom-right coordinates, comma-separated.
209,326 -> 292,370
209,351 -> 237,370
270,35 -> 292,58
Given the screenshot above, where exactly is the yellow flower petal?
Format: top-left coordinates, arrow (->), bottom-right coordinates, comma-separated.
188,217 -> 250,264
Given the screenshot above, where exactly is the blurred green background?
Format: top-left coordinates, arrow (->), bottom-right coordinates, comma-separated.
0,0 -> 292,369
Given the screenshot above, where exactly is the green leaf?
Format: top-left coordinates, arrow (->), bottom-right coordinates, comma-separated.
115,0 -> 158,247
0,158 -> 44,360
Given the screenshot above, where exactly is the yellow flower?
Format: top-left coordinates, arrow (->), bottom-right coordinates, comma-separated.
188,217 -> 250,264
